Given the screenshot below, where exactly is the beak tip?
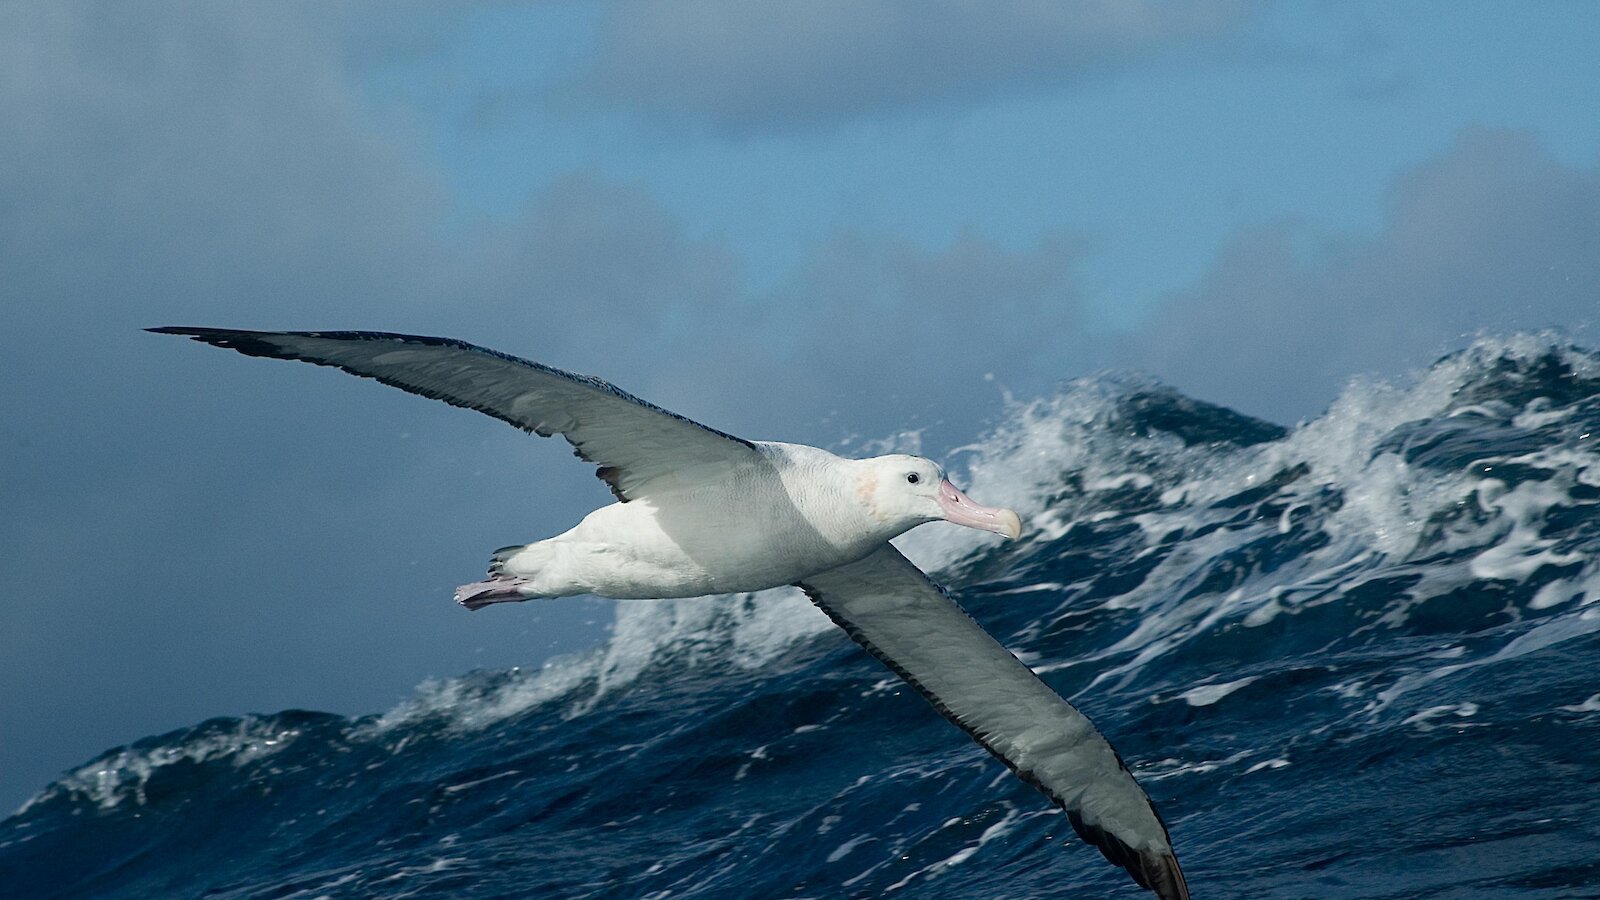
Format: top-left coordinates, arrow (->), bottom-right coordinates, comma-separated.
936,482 -> 1023,540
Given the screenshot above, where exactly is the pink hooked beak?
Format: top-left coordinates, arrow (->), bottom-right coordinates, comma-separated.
937,480 -> 1023,540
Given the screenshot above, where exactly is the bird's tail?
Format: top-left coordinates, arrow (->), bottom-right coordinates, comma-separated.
487,543 -> 526,576
455,575 -> 534,611
457,544 -> 535,611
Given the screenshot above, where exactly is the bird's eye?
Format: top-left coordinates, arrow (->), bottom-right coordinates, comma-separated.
906,472 -> 920,484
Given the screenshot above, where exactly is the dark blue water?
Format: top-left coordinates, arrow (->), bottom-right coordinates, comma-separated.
6,334 -> 1600,899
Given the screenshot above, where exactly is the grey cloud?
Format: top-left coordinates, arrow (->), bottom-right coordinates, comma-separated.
472,190 -> 1091,451
0,1 -> 522,811
1122,128 -> 1600,423
0,2 -> 451,329
469,174 -> 742,356
560,0 -> 1263,133
647,229 -> 1093,453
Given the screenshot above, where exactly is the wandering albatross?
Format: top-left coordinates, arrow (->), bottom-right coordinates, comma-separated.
151,327 -> 1190,899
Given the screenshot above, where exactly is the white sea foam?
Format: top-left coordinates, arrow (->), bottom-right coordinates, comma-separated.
920,804 -> 1029,881
1558,693 -> 1600,713
373,856 -> 466,884
827,832 -> 877,863
362,586 -> 835,736
1177,677 -> 1260,707
1403,702 -> 1482,730
19,716 -> 303,813
1142,750 -> 1258,781
1470,478 -> 1587,580
1063,336 -> 1600,702
1372,602 -> 1600,714
876,803 -> 1038,891
1245,757 -> 1291,774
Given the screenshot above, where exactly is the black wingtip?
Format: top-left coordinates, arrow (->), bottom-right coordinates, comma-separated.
146,325 -> 240,341
146,326 -> 304,360
147,326 -> 254,336
1142,849 -> 1191,900
1067,811 -> 1190,900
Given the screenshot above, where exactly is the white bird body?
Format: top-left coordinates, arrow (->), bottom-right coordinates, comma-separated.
153,327 -> 1188,900
502,442 -> 892,599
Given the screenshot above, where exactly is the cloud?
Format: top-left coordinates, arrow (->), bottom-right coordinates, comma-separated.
461,175 -> 1091,447
475,193 -> 1092,451
561,0 -> 1263,134
753,229 -> 1089,440
1123,128 -> 1600,422
468,173 -> 742,358
605,227 -> 1091,456
0,0 -> 465,810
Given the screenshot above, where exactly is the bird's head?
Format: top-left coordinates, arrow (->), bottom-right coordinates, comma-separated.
856,454 -> 1022,540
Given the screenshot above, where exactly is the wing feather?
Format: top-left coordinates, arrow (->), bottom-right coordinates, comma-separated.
798,545 -> 1189,900
150,328 -> 759,500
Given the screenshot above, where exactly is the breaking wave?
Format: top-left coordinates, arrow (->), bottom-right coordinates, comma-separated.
6,333 -> 1600,898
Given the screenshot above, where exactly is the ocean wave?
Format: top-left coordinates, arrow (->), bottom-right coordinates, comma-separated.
8,331 -> 1600,898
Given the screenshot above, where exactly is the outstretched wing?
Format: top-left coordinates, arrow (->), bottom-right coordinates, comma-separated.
150,328 -> 760,501
798,545 -> 1189,900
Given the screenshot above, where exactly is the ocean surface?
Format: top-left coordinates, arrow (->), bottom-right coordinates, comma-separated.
5,334 -> 1600,899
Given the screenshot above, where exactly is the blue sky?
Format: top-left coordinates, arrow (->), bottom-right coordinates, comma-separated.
2,0 -> 1598,809
370,2 -> 1600,321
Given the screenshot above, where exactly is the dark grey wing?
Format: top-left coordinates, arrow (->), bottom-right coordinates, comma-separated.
798,545 -> 1189,900
150,328 -> 760,501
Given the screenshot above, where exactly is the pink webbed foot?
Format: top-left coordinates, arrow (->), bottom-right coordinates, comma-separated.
454,576 -> 535,611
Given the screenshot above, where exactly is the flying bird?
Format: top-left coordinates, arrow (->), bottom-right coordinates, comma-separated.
151,327 -> 1190,899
